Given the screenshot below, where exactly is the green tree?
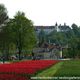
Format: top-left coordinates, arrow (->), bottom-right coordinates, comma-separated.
71,23 -> 80,37
38,28 -> 46,47
0,4 -> 8,63
7,11 -> 36,60
0,4 -> 8,25
63,23 -> 80,58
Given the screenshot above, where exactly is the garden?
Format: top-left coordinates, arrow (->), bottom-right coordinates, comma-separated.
0,60 -> 59,80
0,60 -> 80,80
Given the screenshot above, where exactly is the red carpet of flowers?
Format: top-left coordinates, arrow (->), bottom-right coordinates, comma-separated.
0,60 -> 59,80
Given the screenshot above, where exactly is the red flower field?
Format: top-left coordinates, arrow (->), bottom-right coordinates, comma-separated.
0,60 -> 59,80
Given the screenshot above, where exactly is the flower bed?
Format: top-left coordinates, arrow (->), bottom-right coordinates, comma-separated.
0,60 -> 59,80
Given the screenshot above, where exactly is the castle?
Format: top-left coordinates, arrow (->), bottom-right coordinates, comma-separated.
35,23 -> 71,34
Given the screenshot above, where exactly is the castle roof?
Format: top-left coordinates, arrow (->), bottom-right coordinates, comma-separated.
35,26 -> 55,29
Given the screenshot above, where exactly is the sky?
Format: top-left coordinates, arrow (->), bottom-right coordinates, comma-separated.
0,0 -> 80,26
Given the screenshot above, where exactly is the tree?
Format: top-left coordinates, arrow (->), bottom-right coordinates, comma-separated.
64,23 -> 80,58
0,4 -> 8,25
71,23 -> 80,37
7,11 -> 36,60
38,28 -> 46,47
0,4 -> 8,63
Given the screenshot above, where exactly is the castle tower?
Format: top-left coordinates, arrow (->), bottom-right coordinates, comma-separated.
55,22 -> 59,32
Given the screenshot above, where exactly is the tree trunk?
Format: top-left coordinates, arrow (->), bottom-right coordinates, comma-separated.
18,48 -> 22,60
32,52 -> 35,60
2,41 -> 5,63
16,31 -> 22,60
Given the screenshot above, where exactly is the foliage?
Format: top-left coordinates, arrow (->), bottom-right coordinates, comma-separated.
38,28 -> 46,46
47,23 -> 80,58
0,4 -> 37,61
0,4 -> 9,61
6,11 -> 36,60
0,4 -> 8,25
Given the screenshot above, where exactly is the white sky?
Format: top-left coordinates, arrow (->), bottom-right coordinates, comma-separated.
0,0 -> 80,26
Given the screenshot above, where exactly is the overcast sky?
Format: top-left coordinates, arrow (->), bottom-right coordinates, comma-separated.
0,0 -> 80,26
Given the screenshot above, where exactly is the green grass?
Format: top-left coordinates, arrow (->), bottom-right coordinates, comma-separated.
54,60 -> 80,77
34,60 -> 80,80
35,62 -> 63,77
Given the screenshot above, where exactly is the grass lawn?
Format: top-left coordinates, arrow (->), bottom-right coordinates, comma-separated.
54,60 -> 80,77
35,60 -> 80,80
35,61 -> 63,77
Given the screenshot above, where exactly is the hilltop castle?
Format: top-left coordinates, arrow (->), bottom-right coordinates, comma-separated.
35,23 -> 71,34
